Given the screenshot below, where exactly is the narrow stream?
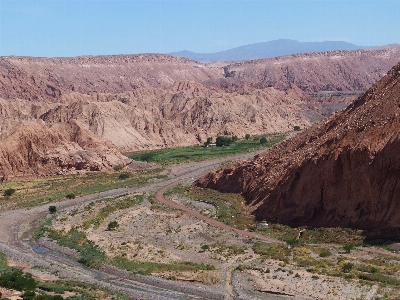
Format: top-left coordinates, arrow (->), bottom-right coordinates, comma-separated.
32,244 -> 186,300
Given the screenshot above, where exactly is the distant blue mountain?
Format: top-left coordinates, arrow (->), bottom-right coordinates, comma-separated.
170,39 -> 367,62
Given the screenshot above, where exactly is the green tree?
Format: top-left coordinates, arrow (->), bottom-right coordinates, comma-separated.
204,137 -> 213,147
245,134 -> 251,140
231,135 -> 238,142
294,126 -> 301,131
3,188 -> 16,197
343,242 -> 355,253
107,221 -> 119,231
259,136 -> 268,144
216,136 -> 232,147
48,206 -> 57,214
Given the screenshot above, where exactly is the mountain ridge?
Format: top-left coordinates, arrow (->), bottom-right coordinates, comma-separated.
170,39 -> 367,62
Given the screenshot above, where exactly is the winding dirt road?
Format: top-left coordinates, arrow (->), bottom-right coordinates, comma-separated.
0,149 -> 280,299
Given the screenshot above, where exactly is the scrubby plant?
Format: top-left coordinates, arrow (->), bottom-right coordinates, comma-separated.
319,249 -> 332,257
48,206 -> 57,214
245,134 -> 250,140
107,221 -> 119,231
3,188 -> 15,196
66,193 -> 76,199
118,173 -> 130,180
342,262 -> 354,273
294,126 -> 301,131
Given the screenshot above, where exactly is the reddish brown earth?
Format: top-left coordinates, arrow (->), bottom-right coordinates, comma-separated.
194,61 -> 400,238
0,54 -> 221,101
223,47 -> 400,93
0,81 -> 310,179
1,48 -> 400,180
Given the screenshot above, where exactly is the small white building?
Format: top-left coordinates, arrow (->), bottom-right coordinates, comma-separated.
257,221 -> 269,230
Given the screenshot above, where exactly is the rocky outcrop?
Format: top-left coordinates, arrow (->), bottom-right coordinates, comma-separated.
194,62 -> 400,237
0,102 -> 131,180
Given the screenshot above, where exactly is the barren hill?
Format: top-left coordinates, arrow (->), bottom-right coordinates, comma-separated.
194,62 -> 400,237
0,54 -> 221,101
223,47 -> 400,93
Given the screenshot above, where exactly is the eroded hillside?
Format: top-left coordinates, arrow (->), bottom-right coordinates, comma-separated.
195,61 -> 400,237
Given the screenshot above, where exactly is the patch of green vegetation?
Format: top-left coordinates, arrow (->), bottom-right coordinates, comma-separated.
82,194 -> 143,229
0,268 -> 37,291
201,242 -> 247,258
259,224 -> 365,245
111,256 -> 215,275
319,249 -> 332,257
0,169 -> 164,210
359,273 -> 400,285
252,242 -> 290,264
165,185 -> 255,229
257,223 -> 298,243
44,228 -> 105,268
0,251 -> 10,272
128,134 -> 285,166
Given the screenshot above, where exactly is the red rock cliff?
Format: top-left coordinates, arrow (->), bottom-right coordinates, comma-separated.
195,61 -> 400,237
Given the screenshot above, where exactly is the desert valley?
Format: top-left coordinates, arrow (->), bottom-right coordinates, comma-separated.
0,42 -> 400,300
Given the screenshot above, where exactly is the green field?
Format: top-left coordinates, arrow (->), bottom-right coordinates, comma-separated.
0,169 -> 164,210
128,134 -> 286,166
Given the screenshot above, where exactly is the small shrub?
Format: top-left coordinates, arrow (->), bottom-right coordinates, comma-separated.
48,206 -> 57,214
294,126 -> 301,131
235,265 -> 245,271
319,249 -> 332,257
113,165 -> 123,171
118,173 -> 130,180
3,188 -> 15,197
245,134 -> 250,140
107,221 -> 119,231
342,262 -> 354,273
66,193 -> 76,199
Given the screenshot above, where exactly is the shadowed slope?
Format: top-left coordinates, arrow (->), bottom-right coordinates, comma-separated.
195,62 -> 400,237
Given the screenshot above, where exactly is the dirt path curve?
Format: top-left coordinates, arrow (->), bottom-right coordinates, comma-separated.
155,181 -> 281,244
0,148 -> 280,299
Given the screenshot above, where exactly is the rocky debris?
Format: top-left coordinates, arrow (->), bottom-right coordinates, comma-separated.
223,48 -> 400,93
194,62 -> 400,238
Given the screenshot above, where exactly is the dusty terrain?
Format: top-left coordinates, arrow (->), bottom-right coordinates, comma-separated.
195,60 -> 400,237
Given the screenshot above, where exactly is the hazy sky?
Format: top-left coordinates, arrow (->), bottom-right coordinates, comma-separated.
0,0 -> 398,57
